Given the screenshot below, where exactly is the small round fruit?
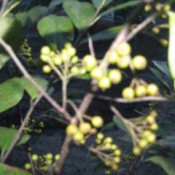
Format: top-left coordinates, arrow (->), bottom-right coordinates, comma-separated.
138,139 -> 148,149
55,154 -> 60,161
25,163 -> 31,170
66,124 -> 78,135
108,69 -> 122,84
53,55 -> 62,66
32,154 -> 38,161
145,133 -> 156,143
145,115 -> 155,124
111,163 -> 118,171
82,55 -> 97,71
91,115 -> 104,128
46,153 -> 53,160
97,132 -> 104,140
114,149 -> 122,156
152,27 -> 160,34
71,56 -> 79,64
116,42 -> 131,57
104,137 -> 113,144
40,54 -> 50,62
106,50 -> 119,64
144,4 -> 152,12
70,66 -> 80,74
132,146 -> 141,156
114,156 -> 121,163
73,131 -> 84,142
135,85 -> 147,97
122,87 -> 135,100
66,47 -> 76,57
90,67 -> 104,80
132,55 -> 147,70
41,46 -> 50,55
43,65 -> 51,73
98,77 -> 111,90
79,122 -> 91,134
117,56 -> 130,69
150,123 -> 159,131
147,83 -> 159,96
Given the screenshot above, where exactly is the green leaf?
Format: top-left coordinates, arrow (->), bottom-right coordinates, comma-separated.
92,0 -> 113,9
21,76 -> 48,100
0,163 -> 32,175
28,6 -> 48,26
63,0 -> 96,30
168,11 -> 175,80
0,54 -> 10,69
0,127 -> 17,152
99,0 -> 141,18
17,133 -> 31,146
0,16 -> 22,53
37,15 -> 74,49
146,156 -> 175,175
113,116 -> 130,136
101,122 -> 115,132
15,12 -> 29,27
48,0 -> 63,13
80,25 -> 122,45
0,78 -> 24,113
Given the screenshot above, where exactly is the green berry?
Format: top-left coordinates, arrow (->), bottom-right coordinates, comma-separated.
132,146 -> 141,156
116,42 -> 131,57
66,124 -> 78,135
79,122 -> 91,134
31,154 -> 38,161
106,50 -> 119,64
122,87 -> 135,100
132,55 -> 147,70
73,131 -> 84,142
108,69 -> 122,84
91,115 -> 104,128
41,46 -> 50,55
98,77 -> 111,90
82,55 -> 97,71
42,65 -> 51,73
147,83 -> 159,96
138,139 -> 148,149
117,56 -> 130,69
90,67 -> 104,80
24,163 -> 31,170
135,85 -> 147,97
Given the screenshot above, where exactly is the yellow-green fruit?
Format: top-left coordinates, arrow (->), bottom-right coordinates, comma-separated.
111,163 -> 118,171
40,54 -> 50,62
144,4 -> 152,12
116,42 -> 131,57
82,55 -> 97,71
90,67 -> 104,80
147,83 -> 159,96
71,56 -> 79,64
145,133 -> 156,143
114,149 -> 122,156
138,139 -> 148,149
152,27 -> 160,34
114,156 -> 121,163
55,154 -> 60,161
132,146 -> 141,156
97,132 -> 104,140
45,153 -> 53,160
135,85 -> 147,97
145,115 -> 155,124
53,55 -> 62,66
91,115 -> 104,128
108,69 -> 122,84
79,122 -> 91,134
106,50 -> 119,64
66,124 -> 78,135
104,137 -> 113,144
150,123 -> 159,131
122,87 -> 135,100
43,65 -> 51,73
41,46 -> 50,55
73,131 -> 84,142
24,163 -> 31,170
132,55 -> 147,70
66,47 -> 76,57
31,154 -> 38,161
61,49 -> 70,63
70,66 -> 80,74
117,56 -> 130,69
98,77 -> 111,90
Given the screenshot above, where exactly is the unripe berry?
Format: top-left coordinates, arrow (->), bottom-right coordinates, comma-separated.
73,131 -> 84,142
66,124 -> 78,135
32,154 -> 38,161
117,56 -> 130,69
150,123 -> 159,131
132,146 -> 141,156
135,85 -> 147,97
91,115 -> 104,128
79,122 -> 91,134
138,139 -> 148,149
147,83 -> 159,96
106,50 -> 119,64
116,42 -> 131,57
53,55 -> 62,66
82,55 -> 97,71
46,153 -> 53,160
41,46 -> 50,55
132,55 -> 147,70
108,69 -> 122,84
24,163 -> 31,170
90,67 -> 104,80
98,77 -> 111,90
43,65 -> 51,73
122,87 -> 135,100
145,115 -> 155,124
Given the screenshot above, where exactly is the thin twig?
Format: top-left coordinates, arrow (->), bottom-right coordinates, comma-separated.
1,93 -> 43,162
0,38 -> 71,122
0,0 -> 8,16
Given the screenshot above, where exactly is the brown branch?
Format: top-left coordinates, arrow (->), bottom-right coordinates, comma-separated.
0,38 -> 71,122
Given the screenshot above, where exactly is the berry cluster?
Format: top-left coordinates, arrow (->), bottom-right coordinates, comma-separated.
132,110 -> 159,156
66,115 -> 104,144
40,43 -> 85,76
122,79 -> 159,100
24,153 -> 60,172
91,133 -> 122,174
23,118 -> 45,134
